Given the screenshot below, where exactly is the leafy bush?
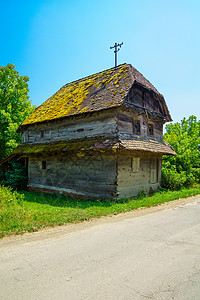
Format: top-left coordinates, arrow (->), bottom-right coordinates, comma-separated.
0,185 -> 24,207
2,161 -> 28,190
162,115 -> 200,190
186,173 -> 196,186
191,168 -> 200,183
161,168 -> 187,190
0,185 -> 26,237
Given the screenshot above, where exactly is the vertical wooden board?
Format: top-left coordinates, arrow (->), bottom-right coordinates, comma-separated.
126,85 -> 164,116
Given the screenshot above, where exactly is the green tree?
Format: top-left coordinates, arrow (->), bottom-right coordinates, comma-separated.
164,116 -> 200,171
0,64 -> 35,159
162,116 -> 200,189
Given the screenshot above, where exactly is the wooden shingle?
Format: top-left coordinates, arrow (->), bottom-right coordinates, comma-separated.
21,63 -> 171,127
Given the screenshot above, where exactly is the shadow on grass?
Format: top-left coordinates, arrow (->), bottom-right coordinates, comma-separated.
20,185 -> 200,211
20,190 -> 145,209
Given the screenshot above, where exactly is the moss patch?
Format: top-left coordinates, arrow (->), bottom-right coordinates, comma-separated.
13,136 -> 119,155
22,64 -> 132,126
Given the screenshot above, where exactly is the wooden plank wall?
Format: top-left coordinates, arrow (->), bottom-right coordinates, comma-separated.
28,151 -> 117,198
22,111 -> 117,144
126,85 -> 163,116
117,109 -> 163,140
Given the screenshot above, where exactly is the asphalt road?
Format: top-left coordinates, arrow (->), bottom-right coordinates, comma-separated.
1,196 -> 200,300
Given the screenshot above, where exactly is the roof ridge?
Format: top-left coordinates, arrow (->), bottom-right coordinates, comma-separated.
63,63 -> 128,87
20,62 -> 172,127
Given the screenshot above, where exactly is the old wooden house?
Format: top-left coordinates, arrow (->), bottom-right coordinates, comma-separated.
6,63 -> 176,198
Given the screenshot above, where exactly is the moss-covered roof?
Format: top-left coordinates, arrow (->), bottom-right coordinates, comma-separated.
9,136 -> 175,156
12,137 -> 116,155
22,63 -> 170,127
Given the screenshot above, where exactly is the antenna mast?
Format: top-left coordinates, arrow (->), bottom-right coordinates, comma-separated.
110,42 -> 123,68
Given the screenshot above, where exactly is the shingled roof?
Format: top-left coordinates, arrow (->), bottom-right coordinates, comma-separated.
21,63 -> 171,127
5,136 -> 175,158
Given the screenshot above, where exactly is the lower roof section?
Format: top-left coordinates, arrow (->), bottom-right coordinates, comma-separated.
3,136 -> 176,159
119,138 -> 176,155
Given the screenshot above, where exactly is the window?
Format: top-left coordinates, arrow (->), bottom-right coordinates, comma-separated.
148,123 -> 154,136
133,119 -> 140,134
42,160 -> 46,170
41,130 -> 45,138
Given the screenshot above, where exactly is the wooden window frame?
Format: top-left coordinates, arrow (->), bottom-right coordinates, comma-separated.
148,122 -> 154,136
133,119 -> 141,134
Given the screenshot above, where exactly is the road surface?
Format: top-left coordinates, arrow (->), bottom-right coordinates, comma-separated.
1,196 -> 200,299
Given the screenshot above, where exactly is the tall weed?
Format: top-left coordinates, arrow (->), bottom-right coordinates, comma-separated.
0,186 -> 27,237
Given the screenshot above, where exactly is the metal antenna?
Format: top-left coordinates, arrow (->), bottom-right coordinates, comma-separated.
110,42 -> 123,68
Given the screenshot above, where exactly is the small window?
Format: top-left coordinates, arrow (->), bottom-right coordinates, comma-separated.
133,119 -> 140,134
42,160 -> 46,170
41,130 -> 45,138
77,128 -> 84,133
148,123 -> 154,136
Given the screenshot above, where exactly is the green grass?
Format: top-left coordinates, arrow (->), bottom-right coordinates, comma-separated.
1,184 -> 200,238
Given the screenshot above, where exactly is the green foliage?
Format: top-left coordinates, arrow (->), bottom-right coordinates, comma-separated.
2,161 -> 28,190
0,185 -> 26,237
191,168 -> 200,182
161,168 -> 187,190
162,115 -> 200,189
0,64 -> 35,159
0,167 -> 4,183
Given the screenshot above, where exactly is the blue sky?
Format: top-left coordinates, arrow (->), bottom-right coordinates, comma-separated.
1,0 -> 200,124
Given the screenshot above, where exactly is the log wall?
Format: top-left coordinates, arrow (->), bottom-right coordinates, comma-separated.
21,111 -> 117,144
27,151 -> 163,199
28,151 -> 117,198
117,109 -> 163,141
